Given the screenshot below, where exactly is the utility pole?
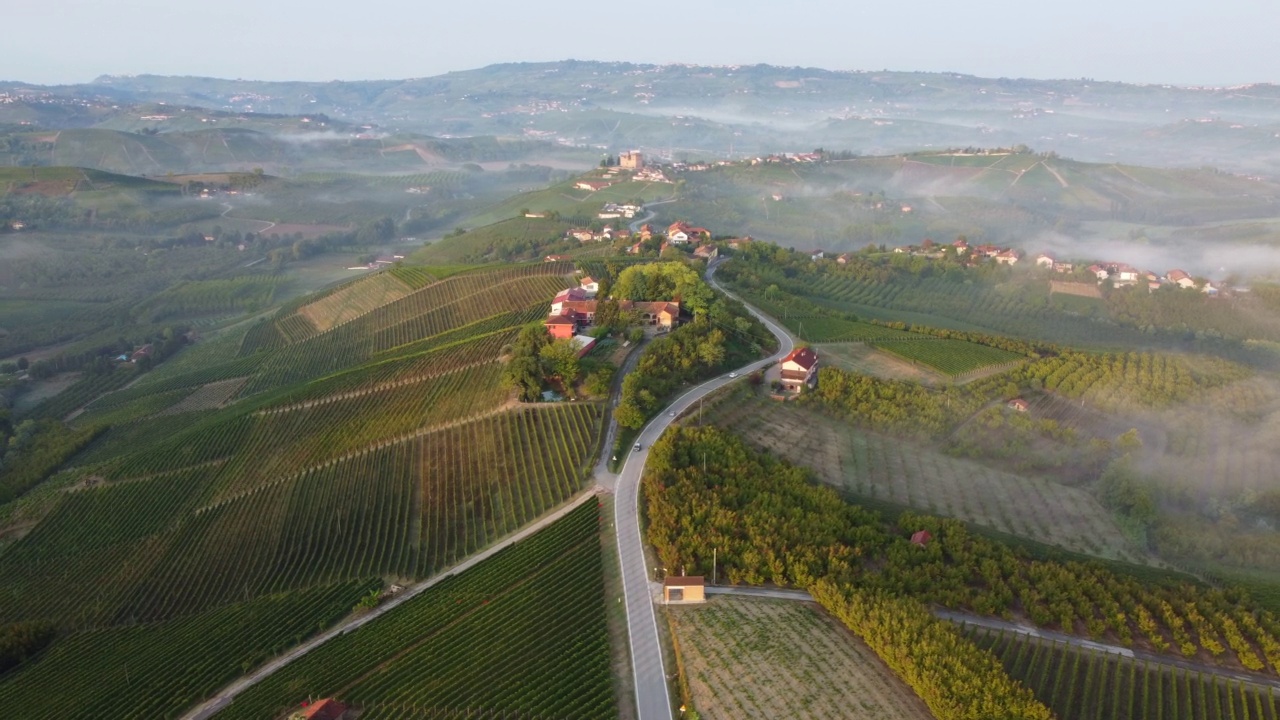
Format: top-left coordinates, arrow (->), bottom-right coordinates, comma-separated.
713,548 -> 717,586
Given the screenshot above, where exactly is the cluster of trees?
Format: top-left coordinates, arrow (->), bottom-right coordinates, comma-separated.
644,427 -> 1280,674
613,264 -> 773,429
1006,350 -> 1248,410
801,367 -> 978,439
502,325 -> 582,400
0,419 -> 102,505
0,621 -> 56,675
811,581 -> 1054,720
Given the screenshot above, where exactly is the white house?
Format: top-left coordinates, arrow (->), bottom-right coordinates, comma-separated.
579,276 -> 600,297
1034,253 -> 1055,269
779,346 -> 819,392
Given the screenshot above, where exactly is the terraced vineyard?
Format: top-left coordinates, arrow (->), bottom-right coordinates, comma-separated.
0,580 -> 375,720
297,271 -> 418,332
212,499 -> 615,720
972,629 -> 1280,720
0,402 -> 603,626
709,393 -> 1144,562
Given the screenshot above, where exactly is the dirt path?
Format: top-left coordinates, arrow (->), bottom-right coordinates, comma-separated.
1041,161 -> 1070,188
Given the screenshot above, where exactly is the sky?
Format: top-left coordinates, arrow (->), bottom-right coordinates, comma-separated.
5,0 -> 1275,86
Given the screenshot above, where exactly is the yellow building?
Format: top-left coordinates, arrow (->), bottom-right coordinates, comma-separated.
620,150 -> 644,170
663,575 -> 706,604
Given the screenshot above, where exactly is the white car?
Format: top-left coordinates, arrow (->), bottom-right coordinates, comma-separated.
668,410 -> 676,417
728,371 -> 739,379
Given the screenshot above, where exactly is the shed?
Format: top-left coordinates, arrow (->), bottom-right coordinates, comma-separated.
1007,398 -> 1030,412
910,530 -> 932,547
662,575 -> 706,604
289,698 -> 348,720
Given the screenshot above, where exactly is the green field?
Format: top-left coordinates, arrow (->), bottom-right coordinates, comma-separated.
213,498 -> 615,720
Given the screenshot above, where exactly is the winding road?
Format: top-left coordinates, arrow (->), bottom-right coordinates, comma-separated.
614,259 -> 794,720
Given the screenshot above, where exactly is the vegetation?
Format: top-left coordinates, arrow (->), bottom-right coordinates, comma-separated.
213,499 -> 615,720
972,629 -> 1280,720
644,426 -> 1280,674
668,595 -> 933,720
0,580 -> 374,720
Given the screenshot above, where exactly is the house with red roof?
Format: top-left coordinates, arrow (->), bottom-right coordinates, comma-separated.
579,276 -> 600,297
779,346 -> 819,392
544,310 -> 580,340
551,287 -> 590,314
1167,269 -> 1196,289
693,244 -> 718,260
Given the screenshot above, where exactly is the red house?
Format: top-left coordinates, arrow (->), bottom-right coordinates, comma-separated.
544,310 -> 579,340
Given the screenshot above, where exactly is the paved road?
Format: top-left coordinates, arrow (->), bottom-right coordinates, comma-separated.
615,260 -> 794,720
181,489 -> 600,720
594,338 -> 649,489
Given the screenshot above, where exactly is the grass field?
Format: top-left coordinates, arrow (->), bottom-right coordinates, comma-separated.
668,595 -> 932,720
212,498 -> 616,720
813,341 -> 943,384
708,392 -> 1145,563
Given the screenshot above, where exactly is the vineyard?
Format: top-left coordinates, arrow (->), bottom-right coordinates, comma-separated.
22,366 -> 139,422
708,394 -> 1143,562
668,595 -> 932,719
972,629 -> 1280,720
0,402 -> 603,626
0,580 -> 375,720
130,276 -> 285,323
296,270 -> 418,332
212,499 -> 616,720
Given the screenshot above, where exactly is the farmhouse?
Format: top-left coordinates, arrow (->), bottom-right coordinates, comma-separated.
1088,264 -> 1109,281
572,334 -> 597,357
551,288 -> 590,313
1109,264 -> 1140,285
953,238 -> 968,254
576,180 -> 614,192
578,276 -> 600,296
544,310 -> 580,340
667,221 -> 710,245
628,241 -> 644,255
1167,269 -> 1196,289
995,249 -> 1021,265
662,575 -> 706,604
805,249 -> 825,261
1034,253 -> 1055,268
1054,262 -> 1075,274
726,237 -> 752,250
1007,398 -> 1030,412
779,346 -> 819,392
836,253 -> 852,264
693,244 -> 718,260
568,228 -> 595,242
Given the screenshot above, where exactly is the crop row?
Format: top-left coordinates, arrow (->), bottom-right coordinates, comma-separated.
212,499 -> 614,720
23,366 -> 139,422
972,629 -> 1280,720
297,271 -> 416,333
114,362 -> 507,496
0,579 -> 375,720
124,403 -> 601,620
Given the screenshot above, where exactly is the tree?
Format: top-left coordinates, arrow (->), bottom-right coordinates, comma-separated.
540,338 -> 582,388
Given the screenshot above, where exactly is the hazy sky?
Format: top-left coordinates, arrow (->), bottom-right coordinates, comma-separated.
5,0 -> 1274,86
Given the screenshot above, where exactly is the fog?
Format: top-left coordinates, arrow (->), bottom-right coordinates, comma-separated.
1035,230 -> 1280,280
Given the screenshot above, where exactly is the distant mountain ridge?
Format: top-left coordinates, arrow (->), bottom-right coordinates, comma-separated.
3,60 -> 1280,175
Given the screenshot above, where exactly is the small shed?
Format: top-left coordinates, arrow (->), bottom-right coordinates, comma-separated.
289,698 -> 349,720
662,575 -> 706,604
1007,398 -> 1030,413
910,530 -> 932,547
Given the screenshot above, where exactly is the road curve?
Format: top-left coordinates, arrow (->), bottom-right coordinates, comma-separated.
615,259 -> 794,720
